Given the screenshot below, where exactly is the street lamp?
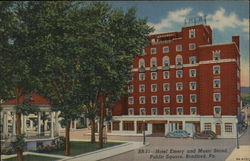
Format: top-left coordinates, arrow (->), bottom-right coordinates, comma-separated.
143,120 -> 146,145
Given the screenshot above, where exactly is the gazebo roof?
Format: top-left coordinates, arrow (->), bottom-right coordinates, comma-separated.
3,93 -> 50,105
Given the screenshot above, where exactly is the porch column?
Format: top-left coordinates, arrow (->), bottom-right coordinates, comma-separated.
13,112 -> 16,135
119,121 -> 123,131
21,114 -> 23,132
3,111 -> 8,138
50,112 -> 54,138
134,121 -> 136,133
182,121 -> 186,130
38,112 -> 41,135
55,112 -> 59,136
23,115 -> 27,133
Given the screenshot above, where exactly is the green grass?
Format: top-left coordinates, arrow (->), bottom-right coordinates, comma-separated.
40,141 -> 123,156
3,155 -> 60,161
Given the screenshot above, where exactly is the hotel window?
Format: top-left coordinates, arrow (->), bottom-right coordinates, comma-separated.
128,97 -> 134,104
213,65 -> 221,74
189,29 -> 195,38
151,84 -> 157,92
204,123 -> 212,131
163,71 -> 170,79
164,107 -> 170,115
163,46 -> 169,53
163,83 -> 170,91
140,108 -> 146,115
151,48 -> 157,54
128,85 -> 133,93
190,94 -> 197,103
213,79 -> 221,88
237,82 -> 240,90
189,43 -> 196,50
139,58 -> 145,68
151,96 -> 157,104
177,107 -> 183,115
190,107 -> 197,115
151,72 -> 157,80
225,123 -> 233,133
151,108 -> 158,115
123,121 -> 134,131
106,108 -> 112,116
176,82 -> 183,91
139,96 -> 145,104
128,108 -> 134,115
151,57 -> 157,67
139,73 -> 145,81
189,69 -> 197,77
176,70 -> 183,78
139,84 -> 145,92
213,52 -> 220,60
142,49 -> 146,56
237,69 -> 240,78
162,56 -> 170,66
189,56 -> 196,64
112,121 -> 120,131
213,93 -> 221,102
176,55 -> 183,65
163,95 -> 170,103
176,95 -> 183,103
176,45 -> 182,51
190,82 -> 197,90
214,106 -> 221,116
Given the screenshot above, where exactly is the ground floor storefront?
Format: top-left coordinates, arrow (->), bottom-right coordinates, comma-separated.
105,115 -> 237,138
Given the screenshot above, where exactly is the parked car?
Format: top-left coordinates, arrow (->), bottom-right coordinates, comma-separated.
193,130 -> 216,139
166,130 -> 190,138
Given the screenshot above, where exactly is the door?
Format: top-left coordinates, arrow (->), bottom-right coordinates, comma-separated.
137,121 -> 143,133
153,123 -> 165,134
216,123 -> 221,135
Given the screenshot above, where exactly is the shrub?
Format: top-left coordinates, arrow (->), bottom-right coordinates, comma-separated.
1,147 -> 14,155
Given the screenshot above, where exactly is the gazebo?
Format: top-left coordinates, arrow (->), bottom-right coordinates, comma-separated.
0,93 -> 60,150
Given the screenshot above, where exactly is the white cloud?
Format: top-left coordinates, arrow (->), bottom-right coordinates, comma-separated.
148,8 -> 192,33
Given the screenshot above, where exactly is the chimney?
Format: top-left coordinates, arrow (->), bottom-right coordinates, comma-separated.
232,36 -> 240,51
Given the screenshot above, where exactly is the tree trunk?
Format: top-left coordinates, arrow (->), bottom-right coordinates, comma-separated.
98,99 -> 104,148
90,119 -> 96,143
64,120 -> 71,156
16,87 -> 23,161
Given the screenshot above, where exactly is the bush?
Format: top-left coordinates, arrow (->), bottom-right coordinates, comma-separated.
37,137 -> 65,153
1,147 -> 14,155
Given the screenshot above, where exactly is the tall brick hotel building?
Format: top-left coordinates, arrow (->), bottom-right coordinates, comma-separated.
105,24 -> 240,138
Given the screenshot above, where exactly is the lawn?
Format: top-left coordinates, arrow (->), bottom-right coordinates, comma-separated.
39,141 -> 123,156
3,155 -> 60,161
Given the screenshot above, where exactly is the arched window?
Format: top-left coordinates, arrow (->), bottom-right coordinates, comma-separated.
162,56 -> 170,67
175,55 -> 183,65
139,58 -> 145,68
150,57 -> 157,67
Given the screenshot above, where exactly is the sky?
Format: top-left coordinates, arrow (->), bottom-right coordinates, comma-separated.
108,1 -> 250,87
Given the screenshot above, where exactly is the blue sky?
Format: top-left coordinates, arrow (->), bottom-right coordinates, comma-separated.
108,1 -> 249,87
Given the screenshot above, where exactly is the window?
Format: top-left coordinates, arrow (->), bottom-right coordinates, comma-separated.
162,56 -> 170,67
151,84 -> 157,92
123,121 -> 134,131
204,123 -> 212,131
151,96 -> 157,104
190,82 -> 197,90
163,71 -> 170,79
139,58 -> 145,68
176,82 -> 183,91
112,121 -> 120,130
106,108 -> 112,116
150,57 -> 157,67
237,82 -> 240,90
163,46 -> 169,53
139,84 -> 145,92
140,108 -> 146,115
190,94 -> 197,103
151,48 -> 157,54
189,69 -> 196,77
189,29 -> 195,38
213,65 -> 220,74
176,55 -> 183,65
128,85 -> 133,93
237,69 -> 240,78
164,107 -> 170,115
177,107 -> 183,115
214,106 -> 221,116
190,107 -> 197,115
139,73 -> 145,81
163,95 -> 170,103
163,83 -> 170,91
189,56 -> 196,64
151,108 -> 158,115
176,70 -> 183,78
128,108 -> 134,115
189,43 -> 196,50
213,79 -> 221,88
213,52 -> 220,60
142,49 -> 146,56
176,45 -> 182,51
151,72 -> 157,80
176,95 -> 183,103
139,96 -> 145,104
213,93 -> 221,102
128,97 -> 134,104
238,95 -> 241,103
225,123 -> 233,133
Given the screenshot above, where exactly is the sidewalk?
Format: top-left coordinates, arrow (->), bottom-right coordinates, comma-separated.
226,145 -> 250,161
